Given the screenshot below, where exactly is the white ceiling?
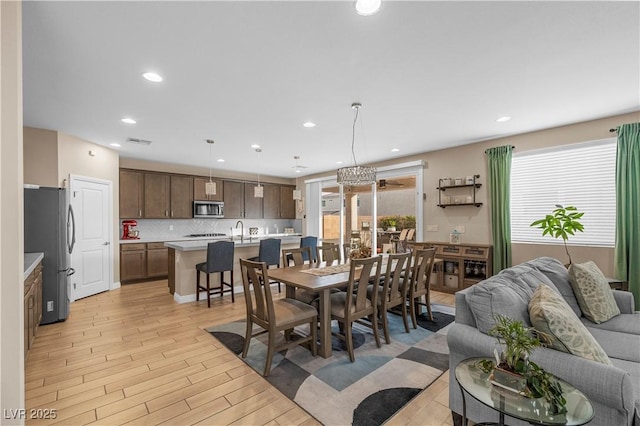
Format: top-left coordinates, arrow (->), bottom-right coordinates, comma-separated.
22,1 -> 640,179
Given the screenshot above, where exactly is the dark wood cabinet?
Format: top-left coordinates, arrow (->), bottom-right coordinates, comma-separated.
120,243 -> 147,282
280,186 -> 296,219
427,242 -> 492,294
194,177 -> 224,202
144,173 -> 170,218
24,261 -> 43,361
119,169 -> 144,218
262,184 -> 280,219
243,183 -> 263,219
120,243 -> 169,283
223,180 -> 245,218
170,175 -> 193,218
146,243 -> 169,278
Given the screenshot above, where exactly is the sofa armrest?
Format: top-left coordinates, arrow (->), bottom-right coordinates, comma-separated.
612,289 -> 635,314
447,324 -> 636,421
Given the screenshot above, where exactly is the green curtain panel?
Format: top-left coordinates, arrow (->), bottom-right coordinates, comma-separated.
614,123 -> 640,310
486,145 -> 513,273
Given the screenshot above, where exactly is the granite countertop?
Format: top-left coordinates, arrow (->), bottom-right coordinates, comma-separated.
24,252 -> 44,280
165,234 -> 303,251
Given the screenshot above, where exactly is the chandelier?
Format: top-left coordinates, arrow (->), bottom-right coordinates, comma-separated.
337,103 -> 376,186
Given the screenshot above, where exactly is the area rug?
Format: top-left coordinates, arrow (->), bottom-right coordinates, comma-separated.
206,305 -> 454,425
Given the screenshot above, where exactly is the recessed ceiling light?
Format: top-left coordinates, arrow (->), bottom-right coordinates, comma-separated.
110,143 -> 121,147
303,122 -> 316,128
250,144 -> 261,149
355,0 -> 381,16
336,161 -> 343,165
217,159 -> 225,162
391,148 -> 400,152
121,118 -> 136,124
295,170 -> 301,173
496,116 -> 512,123
142,72 -> 163,82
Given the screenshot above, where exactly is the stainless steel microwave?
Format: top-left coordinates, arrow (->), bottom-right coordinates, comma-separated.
193,201 -> 224,218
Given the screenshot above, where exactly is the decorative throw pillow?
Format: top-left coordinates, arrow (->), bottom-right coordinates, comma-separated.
529,284 -> 612,365
568,261 -> 620,324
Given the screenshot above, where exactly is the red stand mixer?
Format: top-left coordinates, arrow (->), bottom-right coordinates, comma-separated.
121,220 -> 140,240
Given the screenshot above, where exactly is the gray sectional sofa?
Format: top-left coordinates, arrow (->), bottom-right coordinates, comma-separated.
447,257 -> 640,425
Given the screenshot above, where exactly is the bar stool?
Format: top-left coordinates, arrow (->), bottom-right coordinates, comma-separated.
248,238 -> 281,292
196,241 -> 235,307
299,236 -> 318,263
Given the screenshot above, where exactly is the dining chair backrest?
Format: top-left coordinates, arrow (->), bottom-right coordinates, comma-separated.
258,238 -> 281,267
342,244 -> 352,262
204,240 -> 235,273
397,228 -> 409,241
240,259 -> 275,327
299,236 -> 318,262
282,246 -> 312,267
410,248 -> 436,293
406,228 -> 415,241
320,243 -> 341,265
381,252 -> 412,304
345,256 -> 383,315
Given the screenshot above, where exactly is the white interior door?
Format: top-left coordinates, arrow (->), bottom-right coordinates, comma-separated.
70,175 -> 112,300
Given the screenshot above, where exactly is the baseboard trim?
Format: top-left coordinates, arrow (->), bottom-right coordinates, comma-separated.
173,286 -> 244,304
110,281 -> 121,290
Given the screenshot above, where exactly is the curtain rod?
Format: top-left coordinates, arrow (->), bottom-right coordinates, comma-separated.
609,128 -> 618,133
484,145 -> 516,153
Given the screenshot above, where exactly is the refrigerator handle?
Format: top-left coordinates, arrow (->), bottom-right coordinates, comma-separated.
67,204 -> 76,254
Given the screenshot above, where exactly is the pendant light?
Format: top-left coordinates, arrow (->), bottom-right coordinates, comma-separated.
254,148 -> 263,198
337,102 -> 376,186
293,156 -> 302,200
205,139 -> 217,196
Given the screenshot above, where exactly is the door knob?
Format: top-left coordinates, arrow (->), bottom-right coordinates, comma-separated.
103,241 -> 110,245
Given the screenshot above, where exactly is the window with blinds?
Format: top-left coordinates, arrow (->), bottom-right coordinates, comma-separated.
510,138 -> 616,247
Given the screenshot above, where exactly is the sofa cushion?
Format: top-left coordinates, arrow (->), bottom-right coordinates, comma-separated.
529,284 -> 612,365
523,257 -> 582,317
498,264 -> 560,298
568,261 -> 620,324
587,327 -> 640,363
583,313 -> 640,336
465,275 -> 532,334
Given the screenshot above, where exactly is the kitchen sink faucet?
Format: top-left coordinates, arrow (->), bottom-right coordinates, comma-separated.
236,220 -> 244,243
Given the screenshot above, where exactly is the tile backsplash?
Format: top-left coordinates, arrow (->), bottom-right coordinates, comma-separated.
121,218 -> 301,241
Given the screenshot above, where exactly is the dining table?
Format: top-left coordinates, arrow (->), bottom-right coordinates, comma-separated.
267,261 -> 360,358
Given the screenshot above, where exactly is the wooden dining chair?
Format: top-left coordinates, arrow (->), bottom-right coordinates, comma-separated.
367,252 -> 412,343
282,246 -> 312,268
330,255 -> 383,362
319,243 -> 341,265
239,259 -> 317,376
408,248 -> 437,327
392,228 -> 409,253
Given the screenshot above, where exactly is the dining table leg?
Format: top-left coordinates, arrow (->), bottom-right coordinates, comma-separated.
318,288 -> 332,358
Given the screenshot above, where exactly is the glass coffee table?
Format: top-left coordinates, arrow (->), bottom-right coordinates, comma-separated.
455,358 -> 594,426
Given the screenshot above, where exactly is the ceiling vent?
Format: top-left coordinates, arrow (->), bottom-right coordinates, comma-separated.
126,137 -> 152,146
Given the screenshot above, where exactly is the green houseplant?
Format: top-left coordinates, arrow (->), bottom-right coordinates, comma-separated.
477,315 -> 567,415
530,205 -> 584,265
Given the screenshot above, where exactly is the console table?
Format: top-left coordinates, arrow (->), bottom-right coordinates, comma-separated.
455,357 -> 594,426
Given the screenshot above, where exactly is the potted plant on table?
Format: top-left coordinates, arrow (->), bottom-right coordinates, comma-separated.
476,315 -> 567,415
530,205 -> 584,266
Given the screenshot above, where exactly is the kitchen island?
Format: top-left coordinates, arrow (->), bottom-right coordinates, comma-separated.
165,235 -> 302,303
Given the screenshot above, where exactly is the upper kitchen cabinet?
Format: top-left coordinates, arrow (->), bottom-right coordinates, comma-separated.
193,176 -> 224,202
119,169 -> 144,218
170,175 -> 193,218
244,183 -> 263,219
262,184 -> 280,219
280,186 -> 296,219
222,180 -> 263,219
143,173 -> 170,218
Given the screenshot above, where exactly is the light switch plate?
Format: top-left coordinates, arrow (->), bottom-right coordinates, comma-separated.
453,225 -> 466,234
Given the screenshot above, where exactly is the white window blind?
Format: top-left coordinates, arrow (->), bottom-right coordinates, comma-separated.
510,138 -> 616,247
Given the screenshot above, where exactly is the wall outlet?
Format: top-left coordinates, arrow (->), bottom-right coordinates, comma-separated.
453,225 -> 466,234
47,301 -> 54,312
426,224 -> 439,232
169,225 -> 174,231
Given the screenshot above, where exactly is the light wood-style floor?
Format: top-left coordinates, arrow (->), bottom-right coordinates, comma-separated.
25,280 -> 456,425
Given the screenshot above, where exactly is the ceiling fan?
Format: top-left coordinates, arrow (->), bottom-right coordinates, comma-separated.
378,179 -> 404,189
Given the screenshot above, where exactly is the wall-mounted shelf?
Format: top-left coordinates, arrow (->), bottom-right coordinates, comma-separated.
437,174 -> 482,208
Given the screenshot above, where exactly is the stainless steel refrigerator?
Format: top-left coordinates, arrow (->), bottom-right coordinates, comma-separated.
24,186 -> 76,324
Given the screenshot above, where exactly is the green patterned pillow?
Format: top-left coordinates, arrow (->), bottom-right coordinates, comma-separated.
568,261 -> 620,324
529,284 -> 612,365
